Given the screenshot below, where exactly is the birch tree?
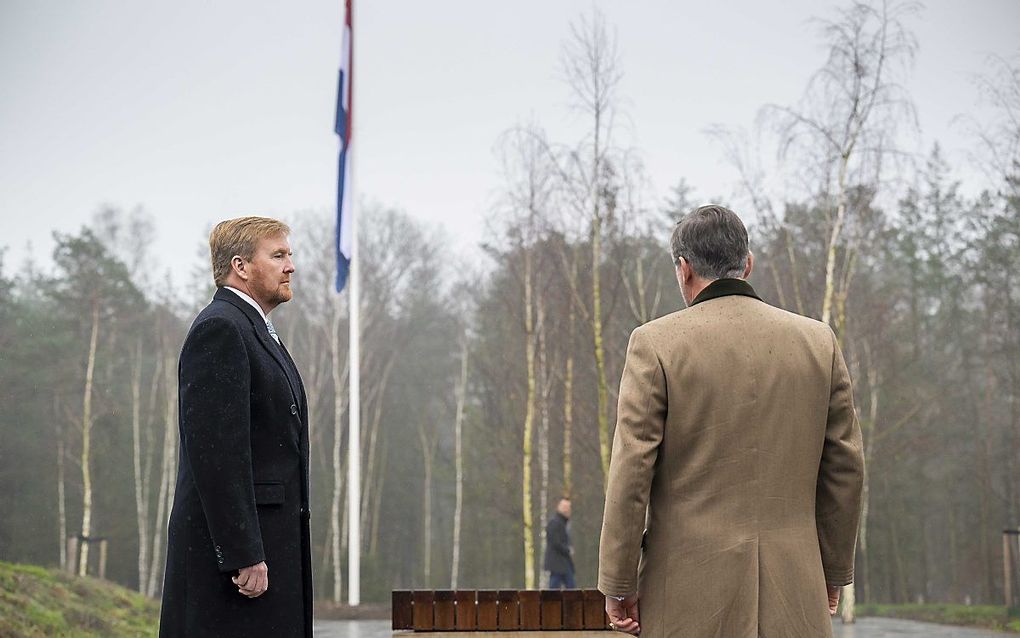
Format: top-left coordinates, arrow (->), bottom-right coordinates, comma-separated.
766,0 -> 918,334
450,331 -> 469,589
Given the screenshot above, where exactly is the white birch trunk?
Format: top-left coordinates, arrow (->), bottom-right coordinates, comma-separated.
521,248 -> 537,589
537,297 -> 550,589
131,339 -> 151,592
147,345 -> 177,597
78,302 -> 100,577
451,334 -> 469,588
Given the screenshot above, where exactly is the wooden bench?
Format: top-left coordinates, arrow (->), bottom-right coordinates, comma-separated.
392,589 -> 612,632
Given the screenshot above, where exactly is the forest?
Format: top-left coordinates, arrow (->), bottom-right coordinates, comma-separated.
1,0 -> 1018,611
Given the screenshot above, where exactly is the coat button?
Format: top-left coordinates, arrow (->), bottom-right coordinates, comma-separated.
290,404 -> 298,415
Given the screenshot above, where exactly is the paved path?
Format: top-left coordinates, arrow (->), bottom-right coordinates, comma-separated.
831,617 -> 1008,637
314,618 -> 1010,637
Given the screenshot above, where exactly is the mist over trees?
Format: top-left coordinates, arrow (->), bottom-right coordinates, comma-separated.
1,0 -> 1019,609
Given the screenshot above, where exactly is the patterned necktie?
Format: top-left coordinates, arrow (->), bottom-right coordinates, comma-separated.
266,319 -> 281,345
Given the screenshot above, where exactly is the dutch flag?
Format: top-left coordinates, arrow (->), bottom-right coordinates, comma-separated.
335,0 -> 353,292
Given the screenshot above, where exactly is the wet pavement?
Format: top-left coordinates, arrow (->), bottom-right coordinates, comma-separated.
313,618 -> 1010,637
831,617 -> 1008,637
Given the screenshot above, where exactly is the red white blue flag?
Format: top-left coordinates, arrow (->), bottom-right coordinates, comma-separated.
335,0 -> 353,291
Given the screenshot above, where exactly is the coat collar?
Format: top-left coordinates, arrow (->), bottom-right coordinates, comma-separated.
689,278 -> 762,307
213,287 -> 303,413
215,287 -> 269,329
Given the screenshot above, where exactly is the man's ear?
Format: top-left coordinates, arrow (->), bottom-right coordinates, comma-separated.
231,255 -> 249,281
678,257 -> 693,285
743,252 -> 754,279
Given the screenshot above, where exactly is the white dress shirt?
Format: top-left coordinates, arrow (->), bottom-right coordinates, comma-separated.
223,286 -> 279,344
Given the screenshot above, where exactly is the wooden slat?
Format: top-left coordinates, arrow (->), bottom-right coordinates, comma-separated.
540,589 -> 563,629
562,589 -> 584,630
455,590 -> 477,630
434,590 -> 456,630
583,589 -> 607,629
412,590 -> 434,630
391,590 -> 413,630
497,590 -> 520,630
476,590 -> 499,630
519,590 -> 541,630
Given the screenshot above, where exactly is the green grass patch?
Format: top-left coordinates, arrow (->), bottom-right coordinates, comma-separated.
0,561 -> 158,637
857,602 -> 1020,632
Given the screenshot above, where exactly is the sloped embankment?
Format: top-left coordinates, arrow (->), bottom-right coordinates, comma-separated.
0,561 -> 158,637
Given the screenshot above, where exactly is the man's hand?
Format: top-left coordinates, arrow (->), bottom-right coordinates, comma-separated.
605,594 -> 640,635
233,561 -> 269,598
827,585 -> 841,616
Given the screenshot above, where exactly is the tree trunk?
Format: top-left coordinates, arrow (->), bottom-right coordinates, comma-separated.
538,296 -> 550,589
521,248 -> 537,588
57,423 -> 67,571
844,341 -> 879,620
563,254 -> 576,498
78,301 -> 100,577
130,339 -> 150,592
451,334 -> 469,589
147,343 -> 177,597
361,356 -> 394,542
821,157 -> 849,328
591,214 -> 611,487
417,423 -> 437,586
369,437 -> 388,558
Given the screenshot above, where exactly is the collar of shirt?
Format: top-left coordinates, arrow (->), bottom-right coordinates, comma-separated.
689,278 -> 763,307
223,286 -> 270,322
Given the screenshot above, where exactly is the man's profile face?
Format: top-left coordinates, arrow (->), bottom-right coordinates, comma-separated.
244,233 -> 295,309
558,498 -> 572,518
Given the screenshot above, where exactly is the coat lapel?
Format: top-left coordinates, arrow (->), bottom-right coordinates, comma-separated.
214,288 -> 302,413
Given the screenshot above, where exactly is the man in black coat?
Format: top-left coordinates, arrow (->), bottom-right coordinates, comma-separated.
159,217 -> 311,638
544,497 -> 575,589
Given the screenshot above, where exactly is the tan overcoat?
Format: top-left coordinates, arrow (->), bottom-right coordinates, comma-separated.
598,279 -> 864,638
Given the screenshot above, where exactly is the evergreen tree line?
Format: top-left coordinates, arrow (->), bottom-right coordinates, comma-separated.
1,1 -> 1018,607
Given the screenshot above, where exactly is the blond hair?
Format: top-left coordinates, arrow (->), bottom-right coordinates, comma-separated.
209,216 -> 291,286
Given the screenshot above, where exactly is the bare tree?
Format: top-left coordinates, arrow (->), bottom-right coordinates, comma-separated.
560,9 -> 624,485
765,0 -> 918,333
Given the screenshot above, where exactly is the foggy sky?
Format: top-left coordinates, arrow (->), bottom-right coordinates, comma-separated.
1,0 -> 1017,287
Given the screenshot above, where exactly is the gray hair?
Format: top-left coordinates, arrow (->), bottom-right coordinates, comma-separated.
669,205 -> 749,280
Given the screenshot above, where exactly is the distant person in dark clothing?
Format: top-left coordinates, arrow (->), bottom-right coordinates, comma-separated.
544,497 -> 575,589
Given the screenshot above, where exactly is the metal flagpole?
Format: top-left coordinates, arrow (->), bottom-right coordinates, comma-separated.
346,0 -> 361,607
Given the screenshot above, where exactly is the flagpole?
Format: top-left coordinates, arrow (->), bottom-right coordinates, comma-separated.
348,197 -> 361,608
346,0 -> 361,607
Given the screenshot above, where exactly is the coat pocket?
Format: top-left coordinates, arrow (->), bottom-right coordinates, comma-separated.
254,481 -> 285,506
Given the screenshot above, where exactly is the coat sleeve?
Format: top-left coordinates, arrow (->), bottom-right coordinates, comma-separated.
598,328 -> 666,597
179,316 -> 264,573
815,329 -> 865,586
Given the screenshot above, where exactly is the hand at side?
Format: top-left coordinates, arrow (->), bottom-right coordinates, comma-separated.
827,585 -> 841,616
233,561 -> 269,598
606,594 -> 640,635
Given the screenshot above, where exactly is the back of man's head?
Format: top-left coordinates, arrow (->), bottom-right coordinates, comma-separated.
670,205 -> 749,280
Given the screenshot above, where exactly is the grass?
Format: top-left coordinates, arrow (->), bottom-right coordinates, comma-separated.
857,602 -> 1020,633
0,561 -> 158,637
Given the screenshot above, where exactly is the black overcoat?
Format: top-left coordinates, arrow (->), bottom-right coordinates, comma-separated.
159,288 -> 311,638
543,512 -> 574,575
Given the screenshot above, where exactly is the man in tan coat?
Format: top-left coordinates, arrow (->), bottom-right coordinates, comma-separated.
598,205 -> 864,638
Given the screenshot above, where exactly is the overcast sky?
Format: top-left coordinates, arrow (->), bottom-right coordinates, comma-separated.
1,0 -> 1018,287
